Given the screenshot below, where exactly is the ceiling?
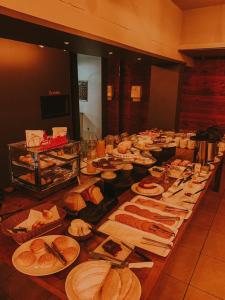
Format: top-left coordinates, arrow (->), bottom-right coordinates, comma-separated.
172,0 -> 225,10
180,48 -> 225,58
0,14 -> 180,66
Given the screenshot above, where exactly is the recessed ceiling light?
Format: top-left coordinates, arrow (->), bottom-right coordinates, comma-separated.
63,49 -> 67,52
64,41 -> 70,45
108,51 -> 113,55
39,45 -> 44,48
137,57 -> 142,61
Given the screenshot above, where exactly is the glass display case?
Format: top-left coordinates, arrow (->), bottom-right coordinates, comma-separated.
8,140 -> 80,198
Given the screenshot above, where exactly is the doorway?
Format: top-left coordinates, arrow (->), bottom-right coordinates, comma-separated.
77,54 -> 102,140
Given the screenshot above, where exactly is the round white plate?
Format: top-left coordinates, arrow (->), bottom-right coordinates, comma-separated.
80,167 -> 101,175
131,182 -> 164,196
65,261 -> 141,300
12,235 -> 80,276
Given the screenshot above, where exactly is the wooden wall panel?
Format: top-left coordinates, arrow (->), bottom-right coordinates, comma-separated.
105,56 -> 120,134
119,59 -> 151,133
179,58 -> 225,132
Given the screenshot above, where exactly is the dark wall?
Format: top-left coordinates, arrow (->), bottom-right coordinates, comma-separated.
149,65 -> 181,130
179,58 -> 225,132
0,38 -> 73,187
105,56 -> 120,134
104,57 -> 151,134
120,59 -> 151,133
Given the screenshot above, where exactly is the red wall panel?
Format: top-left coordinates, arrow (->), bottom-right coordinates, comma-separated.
179,58 -> 225,132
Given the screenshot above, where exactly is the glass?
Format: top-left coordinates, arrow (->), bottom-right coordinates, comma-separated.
105,135 -> 114,155
96,139 -> 105,158
87,140 -> 97,159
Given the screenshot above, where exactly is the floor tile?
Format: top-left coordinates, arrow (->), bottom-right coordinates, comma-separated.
190,209 -> 215,230
184,285 -> 221,300
217,198 -> 225,215
150,273 -> 187,300
165,245 -> 200,283
191,255 -> 225,299
211,213 -> 225,236
202,230 -> 225,262
198,193 -> 221,213
179,224 -> 208,251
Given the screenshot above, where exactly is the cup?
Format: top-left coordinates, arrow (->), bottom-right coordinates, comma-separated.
96,140 -> 105,157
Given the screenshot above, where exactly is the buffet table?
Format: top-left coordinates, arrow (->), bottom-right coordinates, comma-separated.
0,149 -> 223,300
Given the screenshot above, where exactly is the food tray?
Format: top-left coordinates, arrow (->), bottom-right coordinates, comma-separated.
1,203 -> 66,244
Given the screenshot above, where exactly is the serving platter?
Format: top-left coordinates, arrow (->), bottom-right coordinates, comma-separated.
12,235 -> 80,276
118,201 -> 183,229
65,261 -> 141,300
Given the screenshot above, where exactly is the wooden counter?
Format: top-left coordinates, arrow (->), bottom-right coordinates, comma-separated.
0,149 -> 223,300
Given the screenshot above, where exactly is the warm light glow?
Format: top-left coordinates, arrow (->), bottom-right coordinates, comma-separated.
64,41 -> 70,45
39,45 -> 44,48
108,51 -> 113,55
137,57 -> 142,61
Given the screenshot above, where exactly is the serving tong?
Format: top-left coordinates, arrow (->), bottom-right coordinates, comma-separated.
141,237 -> 172,250
150,224 -> 175,237
44,241 -> 67,266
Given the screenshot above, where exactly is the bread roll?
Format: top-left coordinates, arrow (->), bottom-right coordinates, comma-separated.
30,238 -> 45,255
64,192 -> 86,211
15,251 -> 36,267
54,236 -> 70,251
61,247 -> 77,262
38,253 -> 56,268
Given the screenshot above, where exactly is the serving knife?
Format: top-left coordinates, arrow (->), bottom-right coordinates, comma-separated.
89,252 -> 153,269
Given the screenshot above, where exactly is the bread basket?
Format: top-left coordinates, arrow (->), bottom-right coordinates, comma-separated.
1,202 -> 66,244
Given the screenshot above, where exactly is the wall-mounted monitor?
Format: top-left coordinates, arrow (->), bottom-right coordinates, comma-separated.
40,94 -> 70,119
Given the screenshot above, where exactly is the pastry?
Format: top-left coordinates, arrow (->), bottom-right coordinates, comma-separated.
30,238 -> 46,255
101,171 -> 117,180
72,261 -> 111,300
101,269 -> 121,300
15,251 -> 36,267
38,253 -> 56,268
117,268 -> 133,300
64,192 -> 86,211
54,236 -> 71,251
61,247 -> 77,262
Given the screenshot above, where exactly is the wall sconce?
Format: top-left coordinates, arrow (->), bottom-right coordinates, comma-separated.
107,85 -> 113,101
131,85 -> 142,102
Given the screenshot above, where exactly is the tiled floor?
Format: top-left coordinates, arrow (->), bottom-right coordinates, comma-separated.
0,164 -> 224,300
151,163 -> 225,300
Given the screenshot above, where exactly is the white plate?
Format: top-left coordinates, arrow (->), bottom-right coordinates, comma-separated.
81,167 -> 101,175
12,235 -> 80,276
65,261 -> 141,300
99,220 -> 172,257
131,182 -> 164,196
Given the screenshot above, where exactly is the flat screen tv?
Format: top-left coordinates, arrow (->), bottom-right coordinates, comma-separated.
40,95 -> 70,119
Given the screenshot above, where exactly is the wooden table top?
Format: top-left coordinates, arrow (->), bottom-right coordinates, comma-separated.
0,149 -> 222,300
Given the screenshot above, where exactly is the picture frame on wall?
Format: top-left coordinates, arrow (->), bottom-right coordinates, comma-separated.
79,80 -> 88,101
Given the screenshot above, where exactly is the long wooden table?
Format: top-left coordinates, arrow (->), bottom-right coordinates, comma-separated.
0,149 -> 223,300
